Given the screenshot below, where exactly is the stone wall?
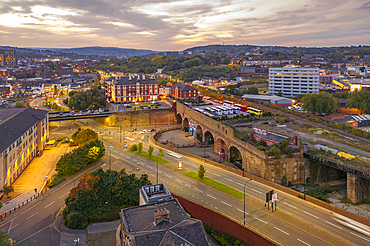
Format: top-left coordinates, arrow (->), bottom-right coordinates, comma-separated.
176,102 -> 304,185
95,108 -> 176,128
347,173 -> 370,203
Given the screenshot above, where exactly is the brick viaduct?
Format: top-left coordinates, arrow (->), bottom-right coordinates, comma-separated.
175,102 -> 370,203
176,102 -> 304,186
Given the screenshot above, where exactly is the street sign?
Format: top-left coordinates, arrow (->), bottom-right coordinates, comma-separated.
272,193 -> 277,203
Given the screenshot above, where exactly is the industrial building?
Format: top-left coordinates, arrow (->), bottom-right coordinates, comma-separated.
242,94 -> 293,106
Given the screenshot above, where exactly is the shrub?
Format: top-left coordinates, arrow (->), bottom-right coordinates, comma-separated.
288,181 -> 293,187
306,186 -> 333,203
274,148 -> 281,159
198,165 -> 206,179
285,146 -> 293,157
256,140 -> 266,147
129,144 -> 138,151
137,142 -> 143,154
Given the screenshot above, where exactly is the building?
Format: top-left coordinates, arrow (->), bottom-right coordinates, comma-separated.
0,49 -> 17,68
56,62 -> 73,77
332,75 -> 370,92
253,127 -> 289,146
0,108 -> 49,187
109,75 -> 159,103
119,183 -> 211,246
269,66 -> 319,97
242,94 -> 293,106
170,83 -> 198,100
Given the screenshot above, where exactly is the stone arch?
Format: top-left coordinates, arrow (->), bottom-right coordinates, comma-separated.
176,113 -> 183,125
216,138 -> 227,159
281,176 -> 287,186
204,131 -> 214,144
183,118 -> 189,132
196,125 -> 203,142
229,146 -> 242,169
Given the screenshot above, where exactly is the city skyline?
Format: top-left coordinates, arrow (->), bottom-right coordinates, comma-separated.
0,0 -> 369,51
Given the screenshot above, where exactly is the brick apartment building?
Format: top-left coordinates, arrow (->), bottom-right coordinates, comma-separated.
171,83 -> 198,99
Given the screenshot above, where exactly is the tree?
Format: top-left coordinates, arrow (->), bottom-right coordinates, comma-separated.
347,90 -> 370,114
301,92 -> 338,115
275,91 -> 283,97
137,142 -> 143,154
273,148 -> 281,159
1,185 -> 14,199
245,86 -> 259,95
157,149 -> 164,159
148,146 -> 154,157
15,101 -> 26,108
0,230 -> 11,246
198,165 -> 206,179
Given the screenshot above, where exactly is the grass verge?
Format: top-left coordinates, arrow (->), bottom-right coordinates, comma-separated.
129,150 -> 169,164
48,173 -> 68,188
185,172 -> 245,199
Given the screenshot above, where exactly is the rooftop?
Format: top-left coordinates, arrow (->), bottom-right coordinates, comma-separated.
114,75 -> 159,85
0,108 -> 48,154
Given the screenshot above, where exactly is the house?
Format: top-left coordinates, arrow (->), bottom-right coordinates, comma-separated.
170,83 -> 198,100
118,183 -> 211,246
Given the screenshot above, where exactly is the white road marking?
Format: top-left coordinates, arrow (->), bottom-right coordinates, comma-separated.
194,188 -> 204,193
284,202 -> 297,209
175,179 -> 183,183
212,172 -> 221,177
255,217 -> 268,224
325,221 -> 342,229
237,208 -> 249,215
44,201 -> 55,209
11,223 -> 19,229
147,166 -> 153,169
350,232 -> 370,242
303,211 -> 318,219
207,194 -> 217,200
224,177 -> 233,182
165,174 -> 173,178
274,227 -> 289,235
251,188 -> 262,194
8,220 -> 13,234
59,192 -> 69,199
297,238 -> 311,246
26,212 -> 38,220
221,201 -> 232,207
237,182 -> 244,186
14,224 -> 52,245
185,184 -> 191,187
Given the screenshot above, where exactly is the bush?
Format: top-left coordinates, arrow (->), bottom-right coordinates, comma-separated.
306,186 -> 333,203
256,140 -> 266,147
285,146 -> 293,157
198,165 -> 206,179
288,181 -> 293,187
274,148 -> 281,159
129,144 -> 138,151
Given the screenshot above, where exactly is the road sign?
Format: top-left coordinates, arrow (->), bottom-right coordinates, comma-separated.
272,193 -> 277,203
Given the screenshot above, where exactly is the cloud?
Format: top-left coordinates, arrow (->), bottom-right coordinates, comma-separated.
0,0 -> 369,50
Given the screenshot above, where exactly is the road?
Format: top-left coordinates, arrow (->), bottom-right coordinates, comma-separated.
86,119 -> 370,245
2,119 -> 370,245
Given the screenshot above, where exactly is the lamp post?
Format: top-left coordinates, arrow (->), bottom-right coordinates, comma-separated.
244,178 -> 252,225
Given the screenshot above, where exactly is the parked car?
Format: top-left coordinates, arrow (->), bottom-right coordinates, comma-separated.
141,130 -> 147,134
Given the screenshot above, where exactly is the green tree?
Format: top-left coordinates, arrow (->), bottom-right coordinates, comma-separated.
301,92 -> 338,115
137,142 -> 143,154
0,230 -> 11,246
245,86 -> 259,95
347,90 -> 370,114
15,101 -> 26,108
129,144 -> 137,151
148,146 -> 154,157
157,149 -> 164,161
198,164 -> 206,179
275,91 -> 283,97
1,185 -> 14,199
274,148 -> 281,159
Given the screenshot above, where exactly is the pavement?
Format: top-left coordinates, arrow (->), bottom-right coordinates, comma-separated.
0,143 -> 71,214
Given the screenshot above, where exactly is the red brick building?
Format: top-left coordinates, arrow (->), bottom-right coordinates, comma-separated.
109,75 -> 159,103
171,83 -> 198,99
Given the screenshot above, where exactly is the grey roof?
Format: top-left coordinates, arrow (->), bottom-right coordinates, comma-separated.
114,76 -> 159,85
0,108 -> 48,154
122,198 -> 209,246
242,94 -> 292,102
254,132 -> 288,144
171,83 -> 198,91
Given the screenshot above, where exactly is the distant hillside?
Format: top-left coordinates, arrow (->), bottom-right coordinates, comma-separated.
184,44 -> 258,52
52,46 -> 156,58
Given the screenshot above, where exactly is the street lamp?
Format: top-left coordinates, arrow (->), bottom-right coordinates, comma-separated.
244,178 -> 252,225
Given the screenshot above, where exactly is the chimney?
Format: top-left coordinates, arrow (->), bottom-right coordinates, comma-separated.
154,208 -> 170,225
129,76 -> 131,81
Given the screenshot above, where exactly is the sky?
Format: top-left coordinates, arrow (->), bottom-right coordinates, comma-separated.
0,0 -> 369,51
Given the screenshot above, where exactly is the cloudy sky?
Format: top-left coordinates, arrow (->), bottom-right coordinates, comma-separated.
0,0 -> 369,51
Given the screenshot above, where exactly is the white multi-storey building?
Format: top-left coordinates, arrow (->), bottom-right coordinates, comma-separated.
269,66 -> 319,97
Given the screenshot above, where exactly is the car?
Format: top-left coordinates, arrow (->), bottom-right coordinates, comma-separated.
141,130 -> 147,134
149,128 -> 155,132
